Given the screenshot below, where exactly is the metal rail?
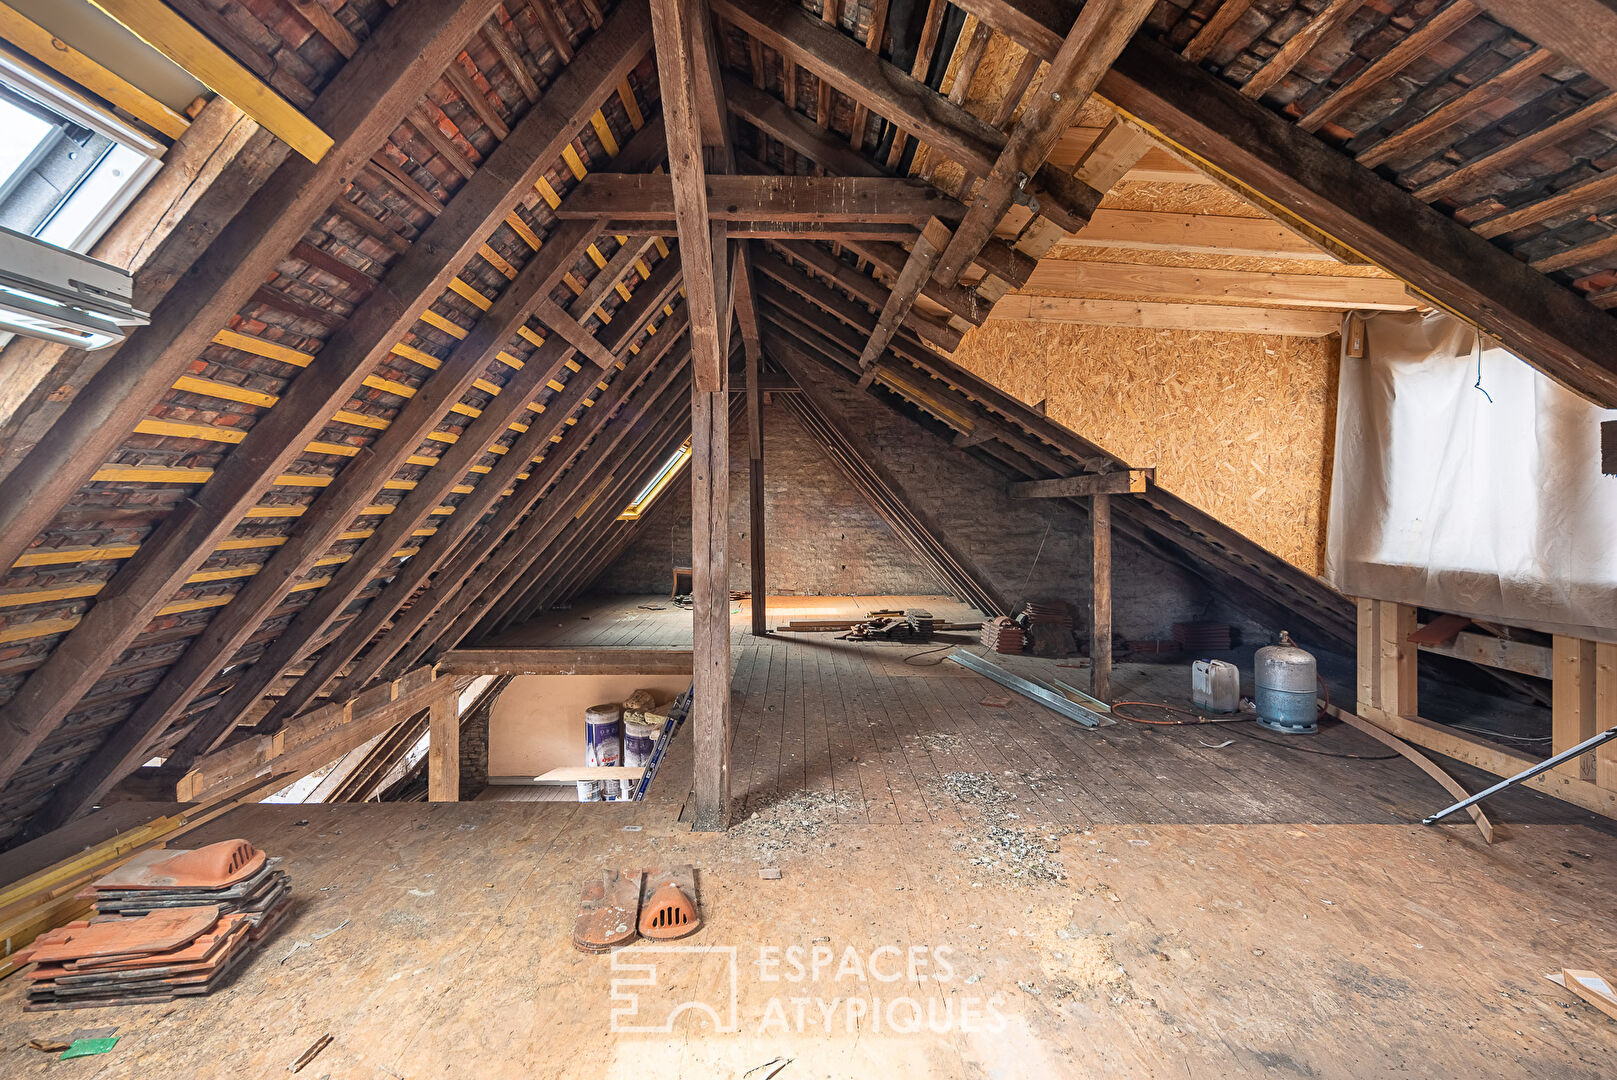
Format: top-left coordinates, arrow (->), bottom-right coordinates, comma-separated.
947,649 -> 1110,728
1422,725 -> 1617,825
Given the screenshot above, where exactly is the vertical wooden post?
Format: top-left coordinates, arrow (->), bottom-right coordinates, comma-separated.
1596,641 -> 1617,791
1376,600 -> 1417,718
427,683 -> 459,802
1090,493 -> 1112,702
748,346 -> 766,636
1355,598 -> 1380,715
1553,635 -> 1599,781
690,386 -> 731,831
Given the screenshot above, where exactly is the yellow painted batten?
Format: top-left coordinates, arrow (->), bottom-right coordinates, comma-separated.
590,110 -> 619,157
617,79 -> 643,129
533,176 -> 562,210
448,277 -> 492,311
517,326 -> 546,349
12,544 -> 142,568
504,213 -> 542,251
0,617 -> 79,645
561,144 -> 587,180
478,244 -> 518,280
587,245 -> 609,270
419,310 -> 468,340
135,419 -> 245,444
391,342 -> 441,369
172,375 -> 277,409
87,0 -> 332,162
472,377 -> 502,396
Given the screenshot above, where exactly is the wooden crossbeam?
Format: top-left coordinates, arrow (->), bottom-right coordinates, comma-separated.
1070,116 -> 1157,194
989,296 -> 1343,336
1009,469 -> 1150,498
560,173 -> 966,222
0,0 -> 496,587
1022,260 -> 1413,310
1057,208 -> 1335,261
932,0 -> 1149,286
437,648 -> 693,675
1098,34 -> 1617,405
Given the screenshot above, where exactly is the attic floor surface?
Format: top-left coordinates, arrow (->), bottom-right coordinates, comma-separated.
2,595 -> 1615,1078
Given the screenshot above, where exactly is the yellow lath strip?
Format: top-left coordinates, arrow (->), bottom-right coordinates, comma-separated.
504,213 -> 542,251
448,277 -> 492,310
213,329 -> 312,367
135,419 -> 245,444
12,544 -> 141,568
561,144 -> 587,180
533,176 -> 561,209
517,326 -> 545,349
419,310 -> 468,340
390,342 -> 440,369
172,375 -> 277,409
590,110 -> 619,156
478,244 -> 518,280
617,79 -> 643,129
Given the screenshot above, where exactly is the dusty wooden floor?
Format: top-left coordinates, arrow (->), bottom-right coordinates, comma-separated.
2,594 -> 1615,1078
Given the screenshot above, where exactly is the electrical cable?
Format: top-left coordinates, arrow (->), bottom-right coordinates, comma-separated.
1110,700 -> 1399,759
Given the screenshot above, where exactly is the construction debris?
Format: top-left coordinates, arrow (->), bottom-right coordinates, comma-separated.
980,617 -> 1025,654
839,609 -> 934,642
1022,601 -> 1078,658
948,650 -> 1111,728
13,840 -> 291,1011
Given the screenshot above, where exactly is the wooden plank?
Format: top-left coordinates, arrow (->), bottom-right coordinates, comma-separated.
559,174 -> 966,222
1058,208 -> 1335,260
1468,0 -> 1617,96
1241,0 -> 1369,102
532,295 -> 618,368
1597,641 -> 1617,791
712,0 -> 1093,225
1070,115 -> 1157,193
1009,469 -> 1149,498
1092,492 -> 1112,703
428,687 -> 459,801
748,273 -> 766,637
519,766 -> 648,783
1021,260 -> 1415,310
1361,706 -> 1617,818
1553,635 -> 1599,782
989,296 -> 1343,336
1182,0 -> 1256,64
931,0 -> 1144,285
1323,703 -> 1494,843
857,217 -> 952,378
1298,1 -> 1479,133
1100,36 -> 1617,405
88,0 -> 333,161
436,648 -> 694,675
1378,601 -> 1418,719
1417,631 -> 1553,679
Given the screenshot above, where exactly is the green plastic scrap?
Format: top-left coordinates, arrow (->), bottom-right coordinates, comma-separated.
60,1037 -> 118,1059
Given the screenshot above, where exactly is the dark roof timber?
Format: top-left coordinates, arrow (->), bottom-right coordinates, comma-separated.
4,0 -> 1615,842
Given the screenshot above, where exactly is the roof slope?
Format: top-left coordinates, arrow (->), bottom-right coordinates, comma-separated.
0,0 -> 1609,845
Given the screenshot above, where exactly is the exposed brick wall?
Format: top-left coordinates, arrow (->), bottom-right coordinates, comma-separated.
595,400 -> 945,597
592,370 -> 1272,644
459,699 -> 489,801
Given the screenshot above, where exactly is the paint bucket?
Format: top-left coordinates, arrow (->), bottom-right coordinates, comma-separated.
582,703 -> 623,802
621,716 -> 661,800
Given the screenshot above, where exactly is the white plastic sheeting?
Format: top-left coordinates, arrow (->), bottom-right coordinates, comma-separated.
1324,311 -> 1617,642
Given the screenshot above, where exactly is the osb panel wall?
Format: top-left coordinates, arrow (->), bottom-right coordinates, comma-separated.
951,321 -> 1340,575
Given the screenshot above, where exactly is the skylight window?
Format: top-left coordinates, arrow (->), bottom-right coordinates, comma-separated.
619,440 -> 692,520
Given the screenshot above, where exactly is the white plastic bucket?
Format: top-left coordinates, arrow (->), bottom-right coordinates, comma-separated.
582,703 -> 623,802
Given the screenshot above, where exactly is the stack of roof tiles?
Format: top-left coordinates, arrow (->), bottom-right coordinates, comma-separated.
1023,601 -> 1076,659
980,616 -> 1025,654
15,840 -> 290,1011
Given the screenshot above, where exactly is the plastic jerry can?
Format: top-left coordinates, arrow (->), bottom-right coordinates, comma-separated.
1191,659 -> 1240,714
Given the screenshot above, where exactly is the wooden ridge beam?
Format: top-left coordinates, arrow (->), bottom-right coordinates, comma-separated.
560,173 -> 968,222
933,0 -> 1148,285
1098,35 -> 1617,405
0,0 -> 499,582
1009,469 -> 1151,498
227,264 -> 690,739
